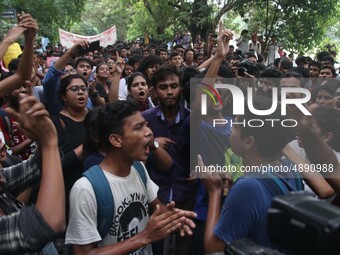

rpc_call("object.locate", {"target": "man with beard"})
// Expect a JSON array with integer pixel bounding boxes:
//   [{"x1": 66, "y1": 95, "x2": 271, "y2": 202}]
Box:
[{"x1": 142, "y1": 64, "x2": 197, "y2": 255}]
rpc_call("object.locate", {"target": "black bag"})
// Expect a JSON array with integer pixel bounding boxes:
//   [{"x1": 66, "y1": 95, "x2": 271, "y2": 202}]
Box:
[
  {"x1": 268, "y1": 192, "x2": 340, "y2": 255},
  {"x1": 226, "y1": 238, "x2": 284, "y2": 255}
]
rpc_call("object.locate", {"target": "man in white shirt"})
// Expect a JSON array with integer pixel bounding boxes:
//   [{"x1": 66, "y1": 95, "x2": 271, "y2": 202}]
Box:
[{"x1": 66, "y1": 100, "x2": 196, "y2": 255}]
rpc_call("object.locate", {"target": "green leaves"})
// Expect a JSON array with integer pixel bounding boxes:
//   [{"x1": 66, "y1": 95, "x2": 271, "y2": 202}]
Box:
[
  {"x1": 1, "y1": 0, "x2": 337, "y2": 52},
  {"x1": 0, "y1": 0, "x2": 86, "y2": 41},
  {"x1": 238, "y1": 0, "x2": 340, "y2": 53}
]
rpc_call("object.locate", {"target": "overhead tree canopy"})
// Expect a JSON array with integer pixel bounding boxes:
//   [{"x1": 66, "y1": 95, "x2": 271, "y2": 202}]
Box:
[
  {"x1": 0, "y1": 0, "x2": 339, "y2": 55},
  {"x1": 0, "y1": 0, "x2": 86, "y2": 41},
  {"x1": 233, "y1": 0, "x2": 340, "y2": 53}
]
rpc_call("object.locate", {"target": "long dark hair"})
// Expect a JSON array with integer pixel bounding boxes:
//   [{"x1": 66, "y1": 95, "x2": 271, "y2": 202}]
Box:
[{"x1": 127, "y1": 72, "x2": 148, "y2": 91}]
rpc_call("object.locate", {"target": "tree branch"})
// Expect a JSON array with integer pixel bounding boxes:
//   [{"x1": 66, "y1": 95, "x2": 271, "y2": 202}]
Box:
[
  {"x1": 213, "y1": 1, "x2": 235, "y2": 31},
  {"x1": 143, "y1": 0, "x2": 155, "y2": 17},
  {"x1": 167, "y1": 1, "x2": 189, "y2": 12}
]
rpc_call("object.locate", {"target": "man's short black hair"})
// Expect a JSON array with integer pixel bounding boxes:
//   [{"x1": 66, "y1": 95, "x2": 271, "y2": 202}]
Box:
[
  {"x1": 97, "y1": 100, "x2": 140, "y2": 151},
  {"x1": 308, "y1": 60, "x2": 321, "y2": 69},
  {"x1": 151, "y1": 64, "x2": 183, "y2": 88},
  {"x1": 169, "y1": 52, "x2": 181, "y2": 59},
  {"x1": 295, "y1": 56, "x2": 307, "y2": 66},
  {"x1": 289, "y1": 67, "x2": 310, "y2": 78},
  {"x1": 282, "y1": 71, "x2": 302, "y2": 79},
  {"x1": 322, "y1": 55, "x2": 335, "y2": 65},
  {"x1": 138, "y1": 55, "x2": 162, "y2": 77},
  {"x1": 74, "y1": 57, "x2": 93, "y2": 70},
  {"x1": 158, "y1": 48, "x2": 168, "y2": 54},
  {"x1": 128, "y1": 55, "x2": 143, "y2": 66},
  {"x1": 320, "y1": 65, "x2": 336, "y2": 77},
  {"x1": 8, "y1": 58, "x2": 20, "y2": 72},
  {"x1": 316, "y1": 81, "x2": 340, "y2": 97},
  {"x1": 279, "y1": 57, "x2": 293, "y2": 70},
  {"x1": 174, "y1": 44, "x2": 185, "y2": 50},
  {"x1": 260, "y1": 68, "x2": 282, "y2": 78},
  {"x1": 313, "y1": 106, "x2": 340, "y2": 152},
  {"x1": 238, "y1": 96, "x2": 295, "y2": 158},
  {"x1": 316, "y1": 51, "x2": 330, "y2": 62}
]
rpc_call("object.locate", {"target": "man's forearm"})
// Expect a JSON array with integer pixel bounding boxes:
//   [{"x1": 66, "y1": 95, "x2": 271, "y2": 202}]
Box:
[
  {"x1": 152, "y1": 147, "x2": 173, "y2": 171},
  {"x1": 108, "y1": 73, "x2": 120, "y2": 102},
  {"x1": 205, "y1": 191, "x2": 225, "y2": 253},
  {"x1": 300, "y1": 128, "x2": 340, "y2": 193},
  {"x1": 0, "y1": 39, "x2": 12, "y2": 60},
  {"x1": 54, "y1": 50, "x2": 73, "y2": 71},
  {"x1": 17, "y1": 37, "x2": 34, "y2": 82},
  {"x1": 0, "y1": 38, "x2": 33, "y2": 97},
  {"x1": 35, "y1": 140, "x2": 65, "y2": 233}
]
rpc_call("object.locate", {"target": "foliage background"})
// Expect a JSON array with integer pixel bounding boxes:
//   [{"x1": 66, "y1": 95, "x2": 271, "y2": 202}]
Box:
[{"x1": 0, "y1": 0, "x2": 339, "y2": 57}]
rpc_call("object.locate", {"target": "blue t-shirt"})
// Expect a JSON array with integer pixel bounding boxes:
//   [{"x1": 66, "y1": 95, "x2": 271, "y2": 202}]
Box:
[
  {"x1": 214, "y1": 170, "x2": 303, "y2": 247},
  {"x1": 214, "y1": 177, "x2": 272, "y2": 246},
  {"x1": 192, "y1": 117, "x2": 232, "y2": 220}
]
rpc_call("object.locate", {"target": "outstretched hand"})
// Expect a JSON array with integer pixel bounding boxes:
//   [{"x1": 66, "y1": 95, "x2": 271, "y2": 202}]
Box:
[
  {"x1": 70, "y1": 40, "x2": 90, "y2": 57},
  {"x1": 166, "y1": 201, "x2": 197, "y2": 237},
  {"x1": 18, "y1": 13, "x2": 39, "y2": 40},
  {"x1": 215, "y1": 20, "x2": 233, "y2": 58},
  {"x1": 197, "y1": 154, "x2": 233, "y2": 197},
  {"x1": 143, "y1": 204, "x2": 185, "y2": 243}
]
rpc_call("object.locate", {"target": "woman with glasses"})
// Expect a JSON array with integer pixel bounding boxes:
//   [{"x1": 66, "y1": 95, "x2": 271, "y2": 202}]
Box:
[{"x1": 51, "y1": 74, "x2": 89, "y2": 223}]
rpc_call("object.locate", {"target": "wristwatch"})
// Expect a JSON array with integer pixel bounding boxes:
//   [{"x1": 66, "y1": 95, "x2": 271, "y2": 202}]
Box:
[{"x1": 151, "y1": 139, "x2": 159, "y2": 150}]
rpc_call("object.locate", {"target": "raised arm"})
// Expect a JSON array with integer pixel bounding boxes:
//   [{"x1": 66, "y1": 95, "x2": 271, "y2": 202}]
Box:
[
  {"x1": 6, "y1": 95, "x2": 65, "y2": 232},
  {"x1": 191, "y1": 22, "x2": 232, "y2": 126},
  {"x1": 0, "y1": 26, "x2": 25, "y2": 61},
  {"x1": 298, "y1": 117, "x2": 340, "y2": 194},
  {"x1": 54, "y1": 40, "x2": 89, "y2": 71},
  {"x1": 198, "y1": 155, "x2": 226, "y2": 253},
  {"x1": 2, "y1": 95, "x2": 65, "y2": 253},
  {"x1": 282, "y1": 144, "x2": 335, "y2": 198},
  {"x1": 0, "y1": 14, "x2": 37, "y2": 97},
  {"x1": 108, "y1": 57, "x2": 124, "y2": 102}
]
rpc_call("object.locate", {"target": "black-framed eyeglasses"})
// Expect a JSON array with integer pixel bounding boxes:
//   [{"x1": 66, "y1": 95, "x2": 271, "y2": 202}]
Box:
[{"x1": 66, "y1": 85, "x2": 88, "y2": 93}]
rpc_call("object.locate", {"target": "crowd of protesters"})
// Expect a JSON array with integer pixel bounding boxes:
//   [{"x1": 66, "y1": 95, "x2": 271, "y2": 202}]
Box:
[{"x1": 0, "y1": 13, "x2": 340, "y2": 255}]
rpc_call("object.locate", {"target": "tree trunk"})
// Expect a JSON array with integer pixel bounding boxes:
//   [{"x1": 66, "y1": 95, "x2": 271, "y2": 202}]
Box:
[{"x1": 187, "y1": 0, "x2": 212, "y2": 41}]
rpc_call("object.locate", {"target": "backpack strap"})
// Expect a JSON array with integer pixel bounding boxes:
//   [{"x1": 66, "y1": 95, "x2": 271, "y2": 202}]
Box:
[
  {"x1": 82, "y1": 165, "x2": 114, "y2": 239},
  {"x1": 82, "y1": 161, "x2": 148, "y2": 240},
  {"x1": 133, "y1": 161, "x2": 147, "y2": 188},
  {"x1": 264, "y1": 172, "x2": 290, "y2": 194},
  {"x1": 279, "y1": 159, "x2": 304, "y2": 191},
  {"x1": 248, "y1": 175, "x2": 287, "y2": 197}
]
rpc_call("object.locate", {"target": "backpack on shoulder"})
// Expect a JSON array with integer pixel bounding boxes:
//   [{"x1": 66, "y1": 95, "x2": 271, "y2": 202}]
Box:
[{"x1": 82, "y1": 161, "x2": 147, "y2": 239}]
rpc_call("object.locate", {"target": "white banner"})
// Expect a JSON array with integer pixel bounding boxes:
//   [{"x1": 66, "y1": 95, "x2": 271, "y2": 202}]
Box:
[{"x1": 59, "y1": 26, "x2": 117, "y2": 48}]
